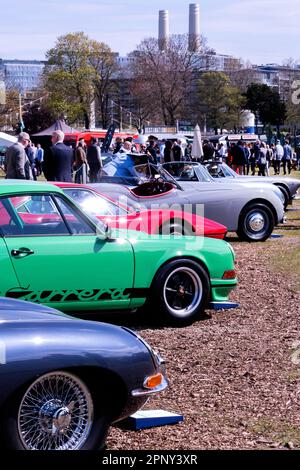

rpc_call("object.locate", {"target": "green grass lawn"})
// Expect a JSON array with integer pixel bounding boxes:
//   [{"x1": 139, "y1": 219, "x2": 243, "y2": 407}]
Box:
[
  {"x1": 271, "y1": 242, "x2": 300, "y2": 292},
  {"x1": 273, "y1": 185, "x2": 300, "y2": 292},
  {"x1": 290, "y1": 169, "x2": 300, "y2": 180}
]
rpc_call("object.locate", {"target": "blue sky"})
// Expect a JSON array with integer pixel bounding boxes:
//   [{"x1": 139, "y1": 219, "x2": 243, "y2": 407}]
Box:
[{"x1": 0, "y1": 0, "x2": 298, "y2": 64}]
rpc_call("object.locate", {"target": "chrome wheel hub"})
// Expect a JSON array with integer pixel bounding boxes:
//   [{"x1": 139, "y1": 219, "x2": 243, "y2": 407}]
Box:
[
  {"x1": 39, "y1": 400, "x2": 73, "y2": 434},
  {"x1": 248, "y1": 213, "x2": 265, "y2": 232},
  {"x1": 163, "y1": 267, "x2": 203, "y2": 317}
]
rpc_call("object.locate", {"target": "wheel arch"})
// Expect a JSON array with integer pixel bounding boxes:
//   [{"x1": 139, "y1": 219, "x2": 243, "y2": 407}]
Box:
[
  {"x1": 0, "y1": 366, "x2": 128, "y2": 423},
  {"x1": 150, "y1": 256, "x2": 210, "y2": 288},
  {"x1": 273, "y1": 183, "x2": 291, "y2": 201},
  {"x1": 240, "y1": 198, "x2": 278, "y2": 225}
]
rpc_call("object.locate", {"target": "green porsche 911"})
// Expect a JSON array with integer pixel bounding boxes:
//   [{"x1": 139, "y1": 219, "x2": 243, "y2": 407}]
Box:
[{"x1": 0, "y1": 181, "x2": 238, "y2": 326}]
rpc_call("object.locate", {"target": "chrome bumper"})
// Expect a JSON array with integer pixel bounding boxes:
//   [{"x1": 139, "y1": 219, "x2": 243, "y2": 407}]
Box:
[{"x1": 131, "y1": 376, "x2": 168, "y2": 397}]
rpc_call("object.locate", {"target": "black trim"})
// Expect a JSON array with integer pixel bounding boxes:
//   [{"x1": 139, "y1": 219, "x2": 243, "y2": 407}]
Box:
[
  {"x1": 51, "y1": 193, "x2": 97, "y2": 235},
  {"x1": 6, "y1": 287, "x2": 150, "y2": 303},
  {"x1": 124, "y1": 288, "x2": 149, "y2": 298}
]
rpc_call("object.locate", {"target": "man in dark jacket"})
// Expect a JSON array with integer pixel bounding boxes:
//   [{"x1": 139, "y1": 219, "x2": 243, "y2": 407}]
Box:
[
  {"x1": 172, "y1": 139, "x2": 184, "y2": 162},
  {"x1": 87, "y1": 137, "x2": 102, "y2": 183},
  {"x1": 202, "y1": 140, "x2": 215, "y2": 162},
  {"x1": 232, "y1": 140, "x2": 247, "y2": 174},
  {"x1": 146, "y1": 140, "x2": 158, "y2": 164},
  {"x1": 5, "y1": 132, "x2": 30, "y2": 179},
  {"x1": 25, "y1": 140, "x2": 36, "y2": 180},
  {"x1": 44, "y1": 130, "x2": 73, "y2": 182}
]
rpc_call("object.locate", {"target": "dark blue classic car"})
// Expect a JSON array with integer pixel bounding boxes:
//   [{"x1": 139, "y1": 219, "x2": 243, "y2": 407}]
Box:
[{"x1": 0, "y1": 298, "x2": 167, "y2": 450}]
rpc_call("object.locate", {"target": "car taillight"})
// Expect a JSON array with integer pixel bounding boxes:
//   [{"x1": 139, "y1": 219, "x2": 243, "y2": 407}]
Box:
[{"x1": 222, "y1": 270, "x2": 236, "y2": 280}]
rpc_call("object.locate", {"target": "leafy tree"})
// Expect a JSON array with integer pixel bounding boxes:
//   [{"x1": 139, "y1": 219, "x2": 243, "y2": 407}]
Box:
[
  {"x1": 197, "y1": 72, "x2": 245, "y2": 134},
  {"x1": 89, "y1": 40, "x2": 118, "y2": 129},
  {"x1": 245, "y1": 83, "x2": 287, "y2": 133},
  {"x1": 44, "y1": 32, "x2": 116, "y2": 129},
  {"x1": 22, "y1": 103, "x2": 54, "y2": 134},
  {"x1": 44, "y1": 32, "x2": 95, "y2": 128}
]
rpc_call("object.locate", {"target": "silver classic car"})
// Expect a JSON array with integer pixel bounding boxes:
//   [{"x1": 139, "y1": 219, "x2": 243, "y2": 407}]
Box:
[
  {"x1": 93, "y1": 162, "x2": 285, "y2": 242},
  {"x1": 204, "y1": 161, "x2": 300, "y2": 209}
]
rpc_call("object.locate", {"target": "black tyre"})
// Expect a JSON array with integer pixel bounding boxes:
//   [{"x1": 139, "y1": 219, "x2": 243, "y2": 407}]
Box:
[
  {"x1": 149, "y1": 259, "x2": 210, "y2": 326},
  {"x1": 237, "y1": 203, "x2": 275, "y2": 242},
  {"x1": 1, "y1": 371, "x2": 109, "y2": 450}
]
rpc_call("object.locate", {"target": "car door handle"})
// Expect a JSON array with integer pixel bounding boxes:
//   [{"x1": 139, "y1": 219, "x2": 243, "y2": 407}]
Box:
[{"x1": 11, "y1": 248, "x2": 35, "y2": 258}]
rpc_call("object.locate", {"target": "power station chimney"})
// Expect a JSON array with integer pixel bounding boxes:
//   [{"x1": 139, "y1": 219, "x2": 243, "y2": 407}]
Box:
[
  {"x1": 189, "y1": 3, "x2": 201, "y2": 52},
  {"x1": 158, "y1": 10, "x2": 169, "y2": 51}
]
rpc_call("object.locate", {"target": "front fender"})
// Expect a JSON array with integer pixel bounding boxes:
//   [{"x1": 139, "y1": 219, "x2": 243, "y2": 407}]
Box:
[{"x1": 0, "y1": 320, "x2": 156, "y2": 408}]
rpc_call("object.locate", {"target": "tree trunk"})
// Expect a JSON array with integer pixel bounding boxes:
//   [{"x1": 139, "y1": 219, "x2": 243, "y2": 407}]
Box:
[
  {"x1": 276, "y1": 125, "x2": 280, "y2": 138},
  {"x1": 84, "y1": 112, "x2": 90, "y2": 130},
  {"x1": 100, "y1": 97, "x2": 107, "y2": 129}
]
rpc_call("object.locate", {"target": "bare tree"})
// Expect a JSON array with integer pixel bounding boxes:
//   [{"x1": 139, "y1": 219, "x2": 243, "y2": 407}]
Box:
[
  {"x1": 128, "y1": 34, "x2": 214, "y2": 126},
  {"x1": 0, "y1": 89, "x2": 20, "y2": 130},
  {"x1": 227, "y1": 60, "x2": 258, "y2": 93},
  {"x1": 128, "y1": 77, "x2": 159, "y2": 131}
]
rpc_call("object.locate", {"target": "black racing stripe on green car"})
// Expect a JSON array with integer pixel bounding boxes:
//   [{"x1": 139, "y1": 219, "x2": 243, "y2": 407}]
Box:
[
  {"x1": 5, "y1": 287, "x2": 149, "y2": 303},
  {"x1": 124, "y1": 288, "x2": 149, "y2": 298}
]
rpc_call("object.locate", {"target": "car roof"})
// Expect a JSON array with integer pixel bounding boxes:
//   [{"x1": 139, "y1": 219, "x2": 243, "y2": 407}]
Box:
[
  {"x1": 0, "y1": 180, "x2": 63, "y2": 196},
  {"x1": 53, "y1": 182, "x2": 80, "y2": 188}
]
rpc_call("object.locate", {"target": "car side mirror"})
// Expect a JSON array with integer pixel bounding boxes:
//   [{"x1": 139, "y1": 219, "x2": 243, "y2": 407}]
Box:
[{"x1": 96, "y1": 221, "x2": 113, "y2": 241}]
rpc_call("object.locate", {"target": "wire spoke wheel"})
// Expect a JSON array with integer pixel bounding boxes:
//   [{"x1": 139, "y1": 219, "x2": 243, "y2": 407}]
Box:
[{"x1": 17, "y1": 371, "x2": 93, "y2": 450}]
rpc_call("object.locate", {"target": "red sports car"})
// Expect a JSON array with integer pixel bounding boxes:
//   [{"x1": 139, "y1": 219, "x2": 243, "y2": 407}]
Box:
[{"x1": 52, "y1": 183, "x2": 227, "y2": 239}]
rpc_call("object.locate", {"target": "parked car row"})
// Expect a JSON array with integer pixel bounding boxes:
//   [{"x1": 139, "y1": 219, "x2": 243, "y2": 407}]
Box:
[
  {"x1": 203, "y1": 161, "x2": 300, "y2": 209},
  {"x1": 95, "y1": 159, "x2": 286, "y2": 242},
  {"x1": 0, "y1": 181, "x2": 237, "y2": 325},
  {"x1": 0, "y1": 178, "x2": 240, "y2": 450},
  {"x1": 0, "y1": 155, "x2": 289, "y2": 450}
]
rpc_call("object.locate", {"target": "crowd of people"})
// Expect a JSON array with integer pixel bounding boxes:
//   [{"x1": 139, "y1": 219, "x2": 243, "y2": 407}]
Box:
[
  {"x1": 4, "y1": 132, "x2": 44, "y2": 180},
  {"x1": 4, "y1": 130, "x2": 104, "y2": 183},
  {"x1": 3, "y1": 130, "x2": 300, "y2": 183},
  {"x1": 205, "y1": 139, "x2": 299, "y2": 177},
  {"x1": 111, "y1": 136, "x2": 191, "y2": 165}
]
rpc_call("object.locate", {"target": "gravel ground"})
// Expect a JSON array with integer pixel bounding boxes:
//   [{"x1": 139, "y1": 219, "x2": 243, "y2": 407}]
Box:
[{"x1": 107, "y1": 231, "x2": 300, "y2": 450}]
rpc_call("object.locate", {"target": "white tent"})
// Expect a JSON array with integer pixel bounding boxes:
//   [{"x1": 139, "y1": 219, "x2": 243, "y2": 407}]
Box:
[
  {"x1": 191, "y1": 124, "x2": 203, "y2": 159},
  {"x1": 0, "y1": 132, "x2": 17, "y2": 148}
]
